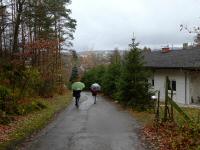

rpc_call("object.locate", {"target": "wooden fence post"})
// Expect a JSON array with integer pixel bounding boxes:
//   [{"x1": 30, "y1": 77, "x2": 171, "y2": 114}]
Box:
[
  {"x1": 164, "y1": 76, "x2": 169, "y2": 121},
  {"x1": 155, "y1": 91, "x2": 160, "y2": 122},
  {"x1": 170, "y1": 88, "x2": 174, "y2": 121}
]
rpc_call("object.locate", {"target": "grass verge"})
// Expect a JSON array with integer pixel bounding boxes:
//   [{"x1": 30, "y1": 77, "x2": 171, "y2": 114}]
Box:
[
  {"x1": 0, "y1": 93, "x2": 72, "y2": 150},
  {"x1": 128, "y1": 109, "x2": 154, "y2": 125},
  {"x1": 129, "y1": 106, "x2": 200, "y2": 150}
]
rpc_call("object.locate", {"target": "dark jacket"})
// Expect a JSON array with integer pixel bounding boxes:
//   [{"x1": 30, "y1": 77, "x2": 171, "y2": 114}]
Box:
[
  {"x1": 90, "y1": 89, "x2": 97, "y2": 96},
  {"x1": 73, "y1": 90, "x2": 81, "y2": 98}
]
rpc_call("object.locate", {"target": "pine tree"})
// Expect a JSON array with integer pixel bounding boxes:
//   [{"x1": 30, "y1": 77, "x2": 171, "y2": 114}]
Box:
[
  {"x1": 102, "y1": 50, "x2": 121, "y2": 97},
  {"x1": 117, "y1": 34, "x2": 152, "y2": 110},
  {"x1": 70, "y1": 65, "x2": 78, "y2": 82}
]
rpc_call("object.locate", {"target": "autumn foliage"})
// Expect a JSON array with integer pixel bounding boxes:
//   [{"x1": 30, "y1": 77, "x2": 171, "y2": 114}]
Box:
[
  {"x1": 143, "y1": 121, "x2": 200, "y2": 150},
  {"x1": 0, "y1": 0, "x2": 76, "y2": 126}
]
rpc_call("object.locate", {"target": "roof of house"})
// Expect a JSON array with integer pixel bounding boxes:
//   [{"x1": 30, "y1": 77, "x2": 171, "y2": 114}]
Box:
[{"x1": 143, "y1": 48, "x2": 200, "y2": 69}]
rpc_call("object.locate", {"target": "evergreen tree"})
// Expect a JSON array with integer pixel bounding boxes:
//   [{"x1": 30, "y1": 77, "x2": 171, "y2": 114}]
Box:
[
  {"x1": 117, "y1": 34, "x2": 152, "y2": 110},
  {"x1": 102, "y1": 50, "x2": 121, "y2": 97},
  {"x1": 69, "y1": 50, "x2": 79, "y2": 82},
  {"x1": 71, "y1": 50, "x2": 78, "y2": 61},
  {"x1": 81, "y1": 65, "x2": 106, "y2": 90},
  {"x1": 81, "y1": 69, "x2": 96, "y2": 89},
  {"x1": 69, "y1": 65, "x2": 78, "y2": 82},
  {"x1": 22, "y1": 0, "x2": 76, "y2": 41}
]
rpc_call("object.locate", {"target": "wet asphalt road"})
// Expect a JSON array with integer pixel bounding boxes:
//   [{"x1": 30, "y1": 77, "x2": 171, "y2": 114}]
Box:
[{"x1": 20, "y1": 92, "x2": 145, "y2": 150}]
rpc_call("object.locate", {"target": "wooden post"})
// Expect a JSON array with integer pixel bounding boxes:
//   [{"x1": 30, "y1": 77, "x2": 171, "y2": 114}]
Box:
[
  {"x1": 164, "y1": 76, "x2": 168, "y2": 121},
  {"x1": 197, "y1": 110, "x2": 200, "y2": 123},
  {"x1": 155, "y1": 91, "x2": 160, "y2": 122},
  {"x1": 171, "y1": 88, "x2": 174, "y2": 121}
]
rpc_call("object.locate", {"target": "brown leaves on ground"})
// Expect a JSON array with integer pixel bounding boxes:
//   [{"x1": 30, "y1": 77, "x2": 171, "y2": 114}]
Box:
[
  {"x1": 0, "y1": 124, "x2": 12, "y2": 142},
  {"x1": 142, "y1": 121, "x2": 200, "y2": 150},
  {"x1": 0, "y1": 116, "x2": 24, "y2": 143}
]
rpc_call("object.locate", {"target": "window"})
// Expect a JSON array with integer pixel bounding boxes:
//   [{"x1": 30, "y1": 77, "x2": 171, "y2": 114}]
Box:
[
  {"x1": 152, "y1": 79, "x2": 154, "y2": 86},
  {"x1": 168, "y1": 80, "x2": 176, "y2": 91},
  {"x1": 172, "y1": 80, "x2": 176, "y2": 91}
]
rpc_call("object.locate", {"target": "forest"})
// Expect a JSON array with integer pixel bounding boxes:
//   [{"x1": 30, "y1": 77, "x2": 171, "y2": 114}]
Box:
[{"x1": 0, "y1": 0, "x2": 76, "y2": 122}]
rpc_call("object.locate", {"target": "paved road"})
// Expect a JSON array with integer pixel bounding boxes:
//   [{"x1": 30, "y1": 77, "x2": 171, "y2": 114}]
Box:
[{"x1": 20, "y1": 92, "x2": 145, "y2": 150}]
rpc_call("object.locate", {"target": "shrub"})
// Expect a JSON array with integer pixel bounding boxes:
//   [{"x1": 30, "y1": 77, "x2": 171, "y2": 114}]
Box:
[
  {"x1": 0, "y1": 85, "x2": 12, "y2": 112},
  {"x1": 81, "y1": 65, "x2": 106, "y2": 90},
  {"x1": 24, "y1": 68, "x2": 42, "y2": 96},
  {"x1": 0, "y1": 115, "x2": 14, "y2": 125},
  {"x1": 16, "y1": 101, "x2": 47, "y2": 115},
  {"x1": 102, "y1": 63, "x2": 121, "y2": 97},
  {"x1": 38, "y1": 79, "x2": 55, "y2": 98},
  {"x1": 56, "y1": 84, "x2": 67, "y2": 95}
]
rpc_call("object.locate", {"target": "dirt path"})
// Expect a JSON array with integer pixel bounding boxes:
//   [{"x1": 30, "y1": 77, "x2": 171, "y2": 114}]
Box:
[{"x1": 19, "y1": 92, "x2": 146, "y2": 150}]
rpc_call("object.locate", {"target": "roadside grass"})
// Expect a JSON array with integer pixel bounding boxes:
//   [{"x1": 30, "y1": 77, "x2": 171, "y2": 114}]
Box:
[
  {"x1": 0, "y1": 93, "x2": 72, "y2": 150},
  {"x1": 157, "y1": 106, "x2": 200, "y2": 124},
  {"x1": 129, "y1": 105, "x2": 200, "y2": 150},
  {"x1": 128, "y1": 109, "x2": 155, "y2": 125},
  {"x1": 180, "y1": 107, "x2": 200, "y2": 123},
  {"x1": 130, "y1": 105, "x2": 200, "y2": 125}
]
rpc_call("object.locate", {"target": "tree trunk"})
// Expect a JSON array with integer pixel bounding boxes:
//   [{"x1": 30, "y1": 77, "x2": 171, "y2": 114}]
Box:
[{"x1": 12, "y1": 0, "x2": 24, "y2": 54}]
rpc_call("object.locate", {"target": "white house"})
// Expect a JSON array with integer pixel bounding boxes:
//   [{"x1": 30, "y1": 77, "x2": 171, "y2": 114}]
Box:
[{"x1": 144, "y1": 48, "x2": 200, "y2": 105}]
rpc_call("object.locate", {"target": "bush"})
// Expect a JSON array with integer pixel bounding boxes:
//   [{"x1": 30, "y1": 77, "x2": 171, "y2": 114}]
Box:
[
  {"x1": 0, "y1": 116, "x2": 13, "y2": 125},
  {"x1": 0, "y1": 111, "x2": 15, "y2": 124},
  {"x1": 16, "y1": 101, "x2": 47, "y2": 115},
  {"x1": 102, "y1": 63, "x2": 121, "y2": 97},
  {"x1": 0, "y1": 85, "x2": 12, "y2": 112},
  {"x1": 81, "y1": 65, "x2": 106, "y2": 90},
  {"x1": 24, "y1": 68, "x2": 42, "y2": 96},
  {"x1": 38, "y1": 79, "x2": 55, "y2": 98},
  {"x1": 56, "y1": 84, "x2": 67, "y2": 95}
]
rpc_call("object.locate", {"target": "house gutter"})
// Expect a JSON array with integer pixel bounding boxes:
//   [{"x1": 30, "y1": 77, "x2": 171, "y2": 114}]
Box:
[{"x1": 145, "y1": 66, "x2": 200, "y2": 71}]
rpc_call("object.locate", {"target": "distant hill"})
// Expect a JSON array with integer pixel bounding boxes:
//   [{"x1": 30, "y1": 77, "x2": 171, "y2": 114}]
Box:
[
  {"x1": 61, "y1": 50, "x2": 115, "y2": 78},
  {"x1": 78, "y1": 50, "x2": 126, "y2": 58}
]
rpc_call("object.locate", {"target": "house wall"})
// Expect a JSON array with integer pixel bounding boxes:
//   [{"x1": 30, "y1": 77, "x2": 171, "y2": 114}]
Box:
[
  {"x1": 189, "y1": 72, "x2": 200, "y2": 104},
  {"x1": 152, "y1": 69, "x2": 188, "y2": 104},
  {"x1": 186, "y1": 73, "x2": 190, "y2": 105}
]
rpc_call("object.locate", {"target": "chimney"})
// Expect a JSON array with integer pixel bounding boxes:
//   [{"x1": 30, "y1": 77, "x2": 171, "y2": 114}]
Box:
[{"x1": 162, "y1": 47, "x2": 171, "y2": 53}]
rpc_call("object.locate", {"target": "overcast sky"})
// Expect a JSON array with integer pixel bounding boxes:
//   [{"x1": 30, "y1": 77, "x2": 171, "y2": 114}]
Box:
[{"x1": 70, "y1": 0, "x2": 200, "y2": 51}]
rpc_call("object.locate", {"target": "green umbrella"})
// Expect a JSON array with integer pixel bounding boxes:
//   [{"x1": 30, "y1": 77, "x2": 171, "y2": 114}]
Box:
[{"x1": 71, "y1": 82, "x2": 85, "y2": 90}]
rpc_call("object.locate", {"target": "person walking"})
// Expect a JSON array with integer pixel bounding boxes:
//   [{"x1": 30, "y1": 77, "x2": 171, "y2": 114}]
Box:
[
  {"x1": 91, "y1": 88, "x2": 98, "y2": 104},
  {"x1": 73, "y1": 90, "x2": 81, "y2": 107},
  {"x1": 72, "y1": 81, "x2": 85, "y2": 108},
  {"x1": 90, "y1": 83, "x2": 101, "y2": 104}
]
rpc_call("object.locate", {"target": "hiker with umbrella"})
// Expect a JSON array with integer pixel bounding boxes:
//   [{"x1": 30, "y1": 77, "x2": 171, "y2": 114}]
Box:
[
  {"x1": 71, "y1": 81, "x2": 85, "y2": 108},
  {"x1": 90, "y1": 83, "x2": 101, "y2": 104}
]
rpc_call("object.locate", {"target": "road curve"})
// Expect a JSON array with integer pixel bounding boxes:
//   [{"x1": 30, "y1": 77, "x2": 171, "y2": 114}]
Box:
[{"x1": 19, "y1": 92, "x2": 145, "y2": 150}]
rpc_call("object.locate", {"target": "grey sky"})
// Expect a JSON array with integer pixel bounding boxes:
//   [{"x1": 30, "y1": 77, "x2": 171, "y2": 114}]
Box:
[{"x1": 70, "y1": 0, "x2": 200, "y2": 51}]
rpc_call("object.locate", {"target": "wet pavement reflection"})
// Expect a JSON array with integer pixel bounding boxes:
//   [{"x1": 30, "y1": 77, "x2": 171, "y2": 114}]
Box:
[{"x1": 19, "y1": 92, "x2": 145, "y2": 150}]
